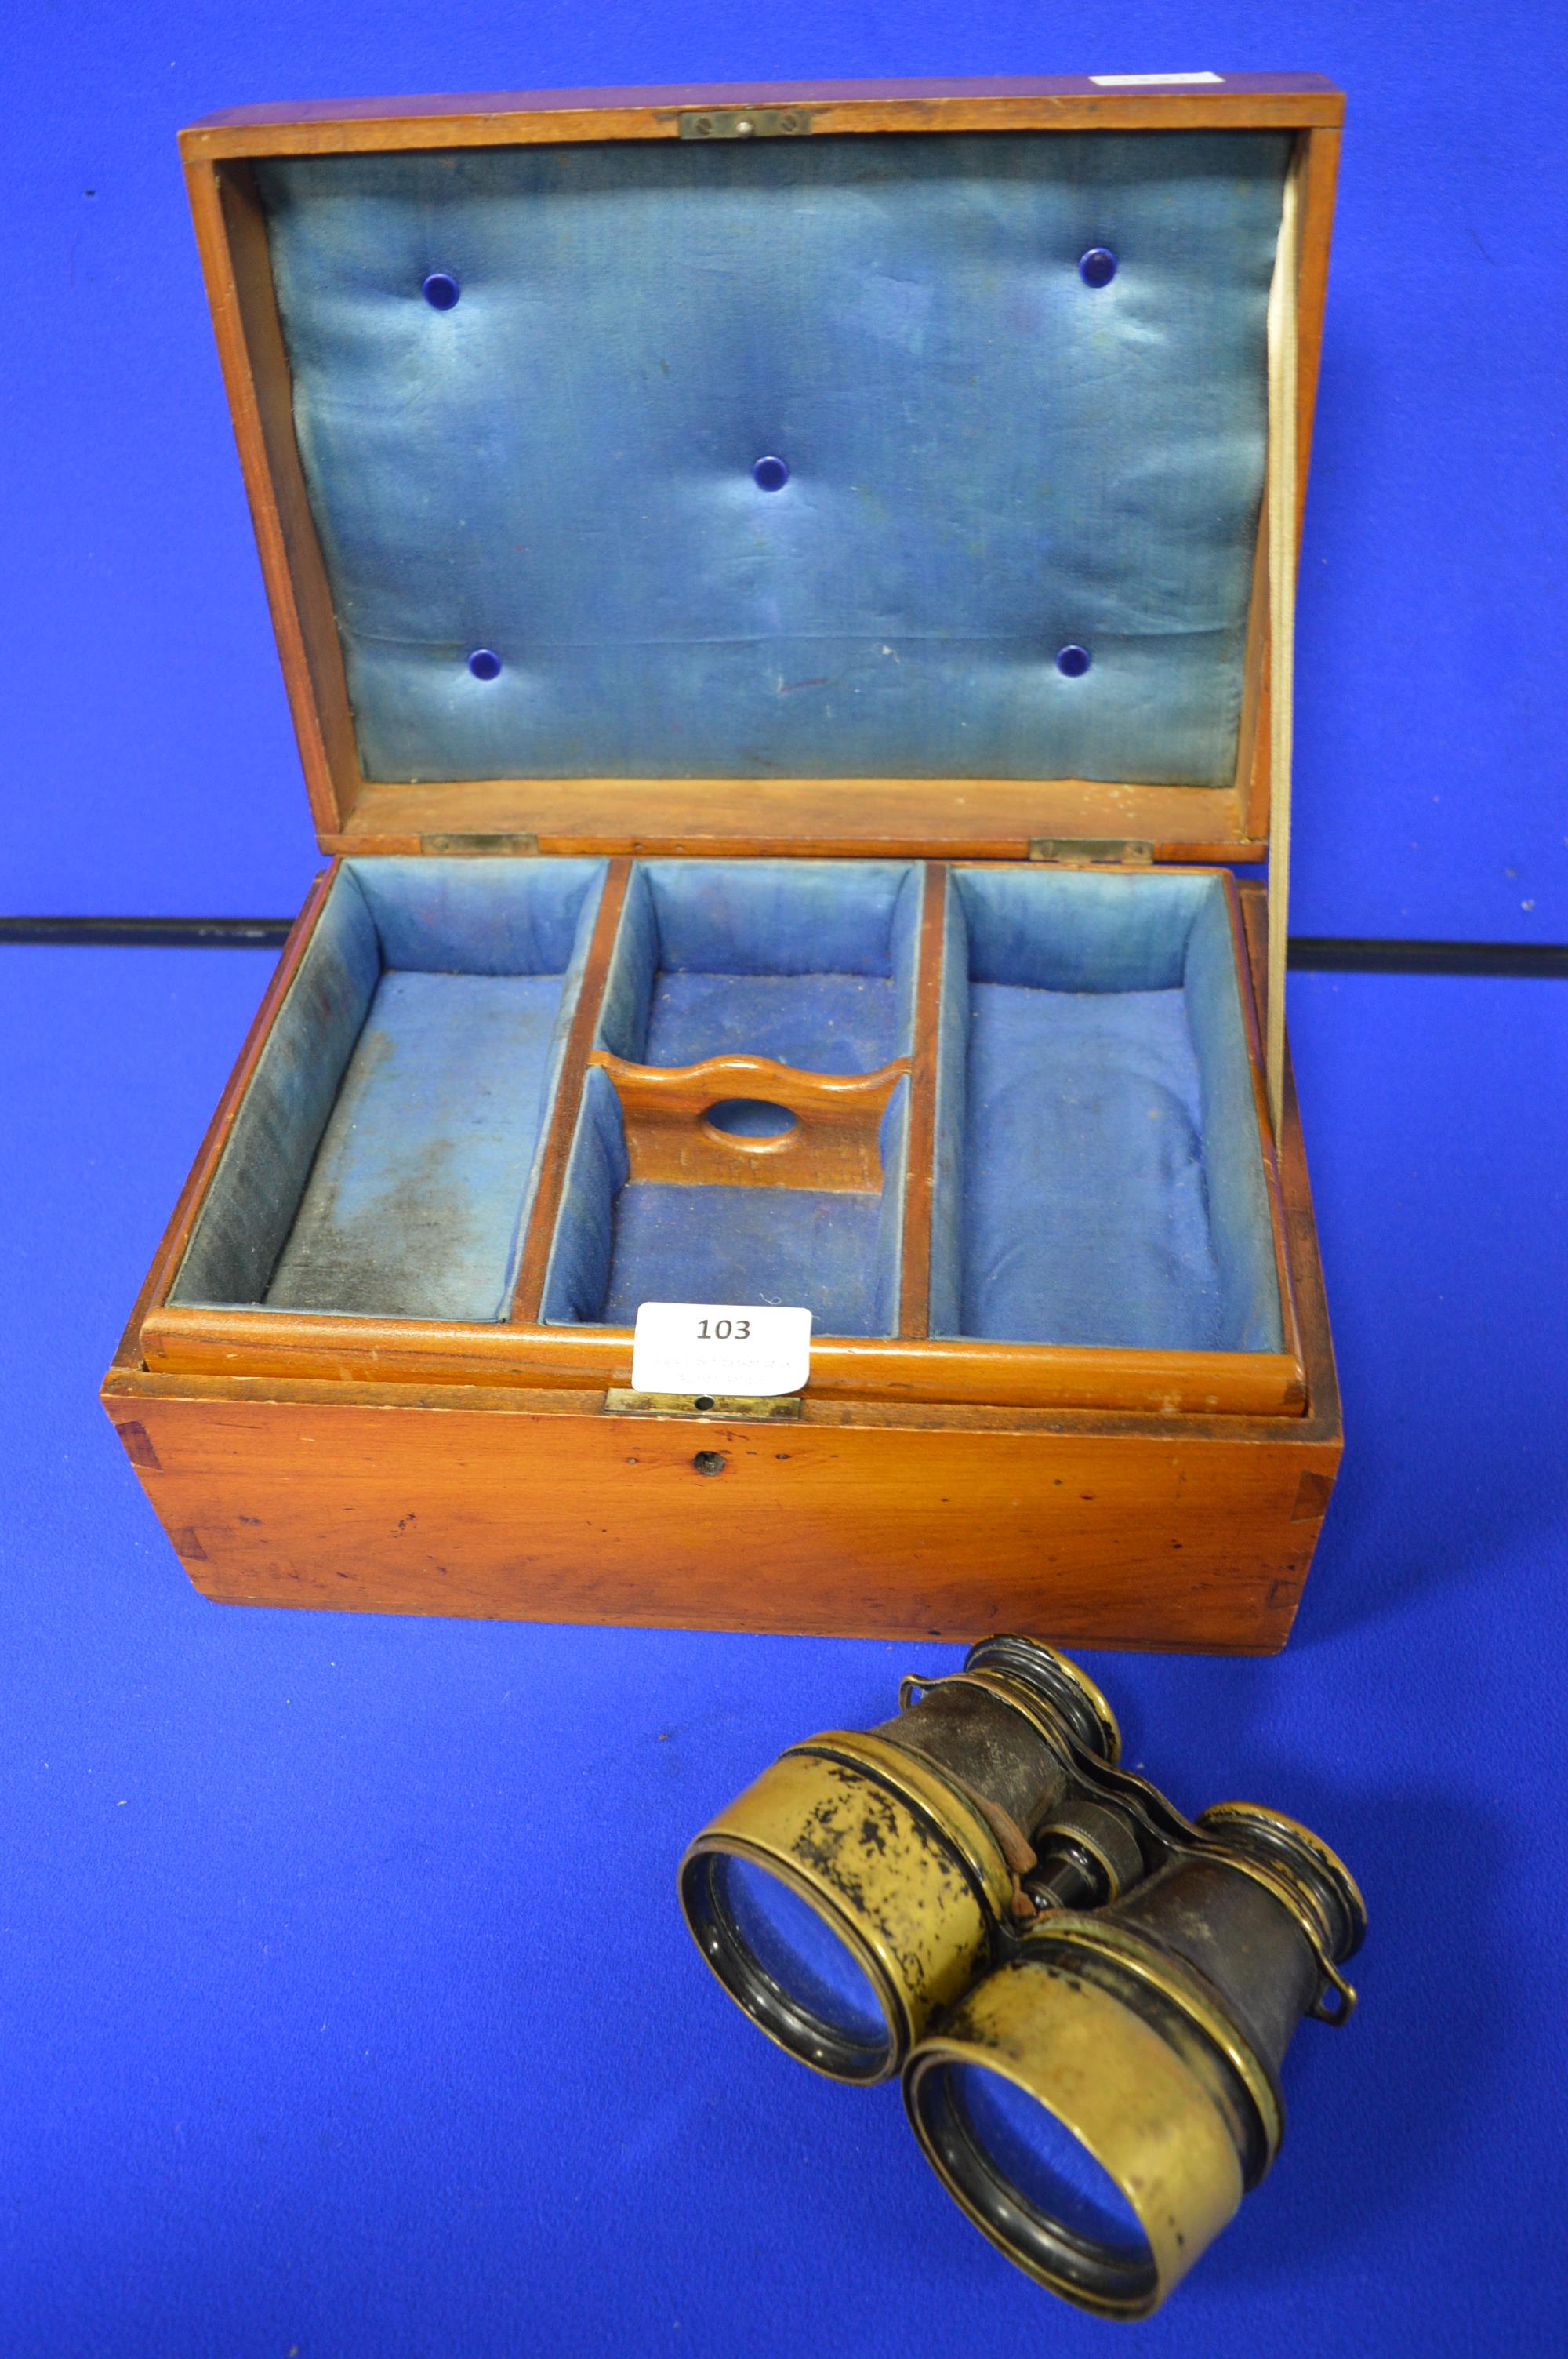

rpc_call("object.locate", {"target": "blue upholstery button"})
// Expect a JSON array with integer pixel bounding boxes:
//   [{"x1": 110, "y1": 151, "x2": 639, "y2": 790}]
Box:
[
  {"x1": 467, "y1": 649, "x2": 502, "y2": 681},
  {"x1": 1078, "y1": 247, "x2": 1118, "y2": 289},
  {"x1": 422, "y1": 271, "x2": 461, "y2": 310},
  {"x1": 752, "y1": 455, "x2": 789, "y2": 492},
  {"x1": 1055, "y1": 644, "x2": 1092, "y2": 678}
]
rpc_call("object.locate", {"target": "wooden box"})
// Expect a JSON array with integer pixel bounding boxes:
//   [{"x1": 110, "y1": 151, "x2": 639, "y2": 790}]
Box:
[{"x1": 104, "y1": 73, "x2": 1345, "y2": 1652}]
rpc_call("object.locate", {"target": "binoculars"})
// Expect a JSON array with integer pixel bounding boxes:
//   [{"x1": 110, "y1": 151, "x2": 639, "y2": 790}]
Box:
[{"x1": 678, "y1": 1637, "x2": 1364, "y2": 2320}]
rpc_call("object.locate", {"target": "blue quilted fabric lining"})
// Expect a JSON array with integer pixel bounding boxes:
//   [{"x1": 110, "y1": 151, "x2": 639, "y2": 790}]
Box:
[{"x1": 255, "y1": 131, "x2": 1287, "y2": 786}]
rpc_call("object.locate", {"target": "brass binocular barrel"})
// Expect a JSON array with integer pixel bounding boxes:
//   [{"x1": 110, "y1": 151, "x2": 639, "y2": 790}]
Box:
[{"x1": 678, "y1": 1637, "x2": 1364, "y2": 2320}]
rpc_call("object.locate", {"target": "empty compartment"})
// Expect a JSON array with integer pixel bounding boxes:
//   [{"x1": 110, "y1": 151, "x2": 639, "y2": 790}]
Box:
[
  {"x1": 541, "y1": 860, "x2": 920, "y2": 1336},
  {"x1": 930, "y1": 869, "x2": 1283, "y2": 1353},
  {"x1": 172, "y1": 856, "x2": 607, "y2": 1321},
  {"x1": 597, "y1": 859, "x2": 922, "y2": 1077}
]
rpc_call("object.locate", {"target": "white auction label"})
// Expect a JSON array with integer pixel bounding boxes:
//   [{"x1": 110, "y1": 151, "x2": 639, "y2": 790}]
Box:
[
  {"x1": 1089, "y1": 71, "x2": 1222, "y2": 85},
  {"x1": 631, "y1": 1302, "x2": 812, "y2": 1398}
]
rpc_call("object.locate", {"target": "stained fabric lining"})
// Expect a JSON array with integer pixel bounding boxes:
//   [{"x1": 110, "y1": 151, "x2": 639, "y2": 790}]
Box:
[
  {"x1": 263, "y1": 969, "x2": 577, "y2": 1320},
  {"x1": 170, "y1": 858, "x2": 607, "y2": 1320},
  {"x1": 254, "y1": 131, "x2": 1288, "y2": 787}
]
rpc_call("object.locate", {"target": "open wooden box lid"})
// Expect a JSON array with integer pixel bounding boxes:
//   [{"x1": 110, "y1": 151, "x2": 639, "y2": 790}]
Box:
[{"x1": 180, "y1": 74, "x2": 1340, "y2": 883}]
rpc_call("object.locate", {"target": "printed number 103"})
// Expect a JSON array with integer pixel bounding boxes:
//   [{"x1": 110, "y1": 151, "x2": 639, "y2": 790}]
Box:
[{"x1": 695, "y1": 1318, "x2": 750, "y2": 1341}]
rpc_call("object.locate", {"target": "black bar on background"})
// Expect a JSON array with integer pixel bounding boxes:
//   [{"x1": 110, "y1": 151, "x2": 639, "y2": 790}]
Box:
[
  {"x1": 0, "y1": 916, "x2": 295, "y2": 949},
  {"x1": 2, "y1": 914, "x2": 1566, "y2": 976},
  {"x1": 1287, "y1": 936, "x2": 1568, "y2": 978}
]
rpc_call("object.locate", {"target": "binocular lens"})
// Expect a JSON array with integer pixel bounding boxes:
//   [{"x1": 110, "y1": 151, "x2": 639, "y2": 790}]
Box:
[
  {"x1": 692, "y1": 1849, "x2": 895, "y2": 2074},
  {"x1": 910, "y1": 2058, "x2": 1157, "y2": 2310},
  {"x1": 718, "y1": 1855, "x2": 889, "y2": 2046},
  {"x1": 951, "y1": 2064, "x2": 1150, "y2": 2259}
]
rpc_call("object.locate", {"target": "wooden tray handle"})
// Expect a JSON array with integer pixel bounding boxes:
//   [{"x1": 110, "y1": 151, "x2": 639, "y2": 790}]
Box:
[{"x1": 589, "y1": 1050, "x2": 910, "y2": 1191}]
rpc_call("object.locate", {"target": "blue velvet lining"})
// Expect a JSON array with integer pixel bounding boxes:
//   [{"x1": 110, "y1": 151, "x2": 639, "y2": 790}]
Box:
[
  {"x1": 255, "y1": 133, "x2": 1287, "y2": 787},
  {"x1": 597, "y1": 860, "x2": 921, "y2": 1068},
  {"x1": 647, "y1": 972, "x2": 898, "y2": 1078},
  {"x1": 539, "y1": 1068, "x2": 908, "y2": 1339},
  {"x1": 172, "y1": 856, "x2": 1278, "y2": 1354},
  {"x1": 543, "y1": 863, "x2": 918, "y2": 1336},
  {"x1": 171, "y1": 857, "x2": 606, "y2": 1320},
  {"x1": 930, "y1": 868, "x2": 1282, "y2": 1350},
  {"x1": 263, "y1": 969, "x2": 577, "y2": 1321},
  {"x1": 170, "y1": 868, "x2": 383, "y2": 1311}
]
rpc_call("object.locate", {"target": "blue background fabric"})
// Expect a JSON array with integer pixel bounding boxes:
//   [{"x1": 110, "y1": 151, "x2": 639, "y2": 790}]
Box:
[
  {"x1": 5, "y1": 2, "x2": 1566, "y2": 942},
  {"x1": 257, "y1": 131, "x2": 1285, "y2": 787},
  {"x1": 2, "y1": 941, "x2": 1566, "y2": 2356}
]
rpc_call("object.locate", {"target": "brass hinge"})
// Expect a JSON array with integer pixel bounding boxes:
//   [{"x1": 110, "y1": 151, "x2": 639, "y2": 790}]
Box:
[
  {"x1": 677, "y1": 105, "x2": 816, "y2": 139},
  {"x1": 1028, "y1": 838, "x2": 1155, "y2": 867},
  {"x1": 419, "y1": 831, "x2": 540, "y2": 856},
  {"x1": 603, "y1": 1388, "x2": 803, "y2": 1421}
]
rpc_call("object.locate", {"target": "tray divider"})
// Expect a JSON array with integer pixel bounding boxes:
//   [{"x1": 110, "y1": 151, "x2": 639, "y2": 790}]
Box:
[
  {"x1": 589, "y1": 1049, "x2": 909, "y2": 1191},
  {"x1": 507, "y1": 855, "x2": 633, "y2": 1323},
  {"x1": 896, "y1": 862, "x2": 947, "y2": 1340}
]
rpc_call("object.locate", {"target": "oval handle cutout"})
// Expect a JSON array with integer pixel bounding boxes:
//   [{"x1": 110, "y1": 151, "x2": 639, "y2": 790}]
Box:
[
  {"x1": 704, "y1": 1099, "x2": 799, "y2": 1140},
  {"x1": 590, "y1": 1049, "x2": 909, "y2": 1190}
]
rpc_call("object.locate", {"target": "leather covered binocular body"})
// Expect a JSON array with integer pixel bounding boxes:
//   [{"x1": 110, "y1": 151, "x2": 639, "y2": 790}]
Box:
[{"x1": 679, "y1": 1638, "x2": 1363, "y2": 2320}]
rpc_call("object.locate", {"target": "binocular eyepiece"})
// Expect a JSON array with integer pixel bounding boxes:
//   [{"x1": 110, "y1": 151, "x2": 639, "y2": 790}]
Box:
[{"x1": 678, "y1": 1637, "x2": 1363, "y2": 2321}]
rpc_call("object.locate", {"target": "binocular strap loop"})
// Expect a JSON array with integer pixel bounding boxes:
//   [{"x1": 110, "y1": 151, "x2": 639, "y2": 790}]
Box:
[{"x1": 1307, "y1": 1958, "x2": 1358, "y2": 2025}]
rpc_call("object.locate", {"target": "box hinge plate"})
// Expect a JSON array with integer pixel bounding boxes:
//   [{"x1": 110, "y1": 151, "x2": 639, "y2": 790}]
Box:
[
  {"x1": 677, "y1": 105, "x2": 816, "y2": 139},
  {"x1": 419, "y1": 831, "x2": 540, "y2": 856},
  {"x1": 1028, "y1": 837, "x2": 1155, "y2": 867},
  {"x1": 603, "y1": 1388, "x2": 803, "y2": 1421}
]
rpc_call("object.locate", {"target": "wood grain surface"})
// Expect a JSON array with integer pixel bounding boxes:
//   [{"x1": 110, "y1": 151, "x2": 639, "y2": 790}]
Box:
[
  {"x1": 507, "y1": 857, "x2": 630, "y2": 1321},
  {"x1": 102, "y1": 1360, "x2": 1338, "y2": 1652},
  {"x1": 325, "y1": 776, "x2": 1264, "y2": 864},
  {"x1": 898, "y1": 863, "x2": 947, "y2": 1339},
  {"x1": 105, "y1": 889, "x2": 1338, "y2": 1652},
  {"x1": 180, "y1": 75, "x2": 1344, "y2": 162},
  {"x1": 590, "y1": 1049, "x2": 911, "y2": 1191}
]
